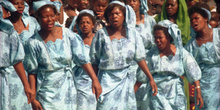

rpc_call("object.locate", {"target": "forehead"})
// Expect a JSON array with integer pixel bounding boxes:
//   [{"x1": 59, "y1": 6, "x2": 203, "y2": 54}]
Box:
[
  {"x1": 94, "y1": 0, "x2": 108, "y2": 5},
  {"x1": 10, "y1": 0, "x2": 24, "y2": 3},
  {"x1": 40, "y1": 7, "x2": 55, "y2": 14},
  {"x1": 166, "y1": 0, "x2": 178, "y2": 4}
]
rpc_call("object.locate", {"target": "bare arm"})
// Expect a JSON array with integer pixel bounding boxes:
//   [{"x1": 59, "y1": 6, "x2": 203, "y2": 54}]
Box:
[
  {"x1": 137, "y1": 60, "x2": 157, "y2": 96},
  {"x1": 13, "y1": 62, "x2": 34, "y2": 103},
  {"x1": 194, "y1": 80, "x2": 204, "y2": 109},
  {"x1": 81, "y1": 63, "x2": 102, "y2": 99}
]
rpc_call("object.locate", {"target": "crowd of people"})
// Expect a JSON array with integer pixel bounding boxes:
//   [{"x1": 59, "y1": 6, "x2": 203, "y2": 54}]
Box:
[{"x1": 0, "y1": 0, "x2": 219, "y2": 110}]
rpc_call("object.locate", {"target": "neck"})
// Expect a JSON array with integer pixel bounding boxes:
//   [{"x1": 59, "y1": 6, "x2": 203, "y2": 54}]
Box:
[
  {"x1": 39, "y1": 26, "x2": 56, "y2": 38},
  {"x1": 136, "y1": 10, "x2": 141, "y2": 23},
  {"x1": 110, "y1": 24, "x2": 124, "y2": 33},
  {"x1": 168, "y1": 14, "x2": 177, "y2": 23},
  {"x1": 197, "y1": 25, "x2": 212, "y2": 39},
  {"x1": 82, "y1": 31, "x2": 94, "y2": 40},
  {"x1": 9, "y1": 13, "x2": 22, "y2": 23},
  {"x1": 159, "y1": 43, "x2": 173, "y2": 56}
]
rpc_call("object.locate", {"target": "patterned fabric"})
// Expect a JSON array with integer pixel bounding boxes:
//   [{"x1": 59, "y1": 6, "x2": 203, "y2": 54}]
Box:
[
  {"x1": 90, "y1": 27, "x2": 145, "y2": 110},
  {"x1": 0, "y1": 18, "x2": 25, "y2": 110},
  {"x1": 73, "y1": 45, "x2": 97, "y2": 110},
  {"x1": 185, "y1": 28, "x2": 220, "y2": 110},
  {"x1": 6, "y1": 14, "x2": 39, "y2": 110},
  {"x1": 135, "y1": 14, "x2": 156, "y2": 109},
  {"x1": 136, "y1": 46, "x2": 201, "y2": 110},
  {"x1": 24, "y1": 27, "x2": 90, "y2": 109},
  {"x1": 155, "y1": 0, "x2": 191, "y2": 45}
]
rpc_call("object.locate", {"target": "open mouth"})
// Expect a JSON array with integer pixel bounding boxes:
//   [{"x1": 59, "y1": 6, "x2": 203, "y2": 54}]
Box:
[{"x1": 193, "y1": 24, "x2": 198, "y2": 29}]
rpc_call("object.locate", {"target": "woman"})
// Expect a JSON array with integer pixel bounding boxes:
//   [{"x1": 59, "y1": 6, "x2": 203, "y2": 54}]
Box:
[
  {"x1": 24, "y1": 1, "x2": 102, "y2": 110},
  {"x1": 155, "y1": 0, "x2": 190, "y2": 45},
  {"x1": 72, "y1": 9, "x2": 97, "y2": 110},
  {"x1": 90, "y1": 1, "x2": 157, "y2": 109},
  {"x1": 2, "y1": 0, "x2": 39, "y2": 109},
  {"x1": 0, "y1": 5, "x2": 34, "y2": 110},
  {"x1": 185, "y1": 6, "x2": 220, "y2": 110},
  {"x1": 135, "y1": 20, "x2": 203, "y2": 110}
]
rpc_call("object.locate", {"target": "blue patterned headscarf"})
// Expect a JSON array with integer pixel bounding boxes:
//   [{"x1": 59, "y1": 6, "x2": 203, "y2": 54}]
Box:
[
  {"x1": 0, "y1": 0, "x2": 17, "y2": 12},
  {"x1": 140, "y1": 0, "x2": 148, "y2": 14},
  {"x1": 33, "y1": 0, "x2": 62, "y2": 13},
  {"x1": 158, "y1": 20, "x2": 183, "y2": 58},
  {"x1": 69, "y1": 9, "x2": 95, "y2": 35},
  {"x1": 109, "y1": 1, "x2": 136, "y2": 28}
]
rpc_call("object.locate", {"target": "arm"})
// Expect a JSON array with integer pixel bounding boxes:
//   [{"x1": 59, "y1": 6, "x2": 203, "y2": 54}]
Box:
[
  {"x1": 13, "y1": 62, "x2": 34, "y2": 103},
  {"x1": 57, "y1": 4, "x2": 64, "y2": 24},
  {"x1": 81, "y1": 63, "x2": 102, "y2": 100},
  {"x1": 194, "y1": 80, "x2": 203, "y2": 109},
  {"x1": 134, "y1": 81, "x2": 142, "y2": 93},
  {"x1": 137, "y1": 60, "x2": 157, "y2": 96},
  {"x1": 28, "y1": 74, "x2": 43, "y2": 110},
  {"x1": 92, "y1": 64, "x2": 99, "y2": 75}
]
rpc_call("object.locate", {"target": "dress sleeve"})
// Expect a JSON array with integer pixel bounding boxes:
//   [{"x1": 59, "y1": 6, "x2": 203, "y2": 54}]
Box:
[
  {"x1": 10, "y1": 31, "x2": 25, "y2": 65},
  {"x1": 183, "y1": 49, "x2": 201, "y2": 84},
  {"x1": 69, "y1": 31, "x2": 90, "y2": 66},
  {"x1": 134, "y1": 31, "x2": 146, "y2": 63},
  {"x1": 23, "y1": 39, "x2": 39, "y2": 74},
  {"x1": 89, "y1": 30, "x2": 103, "y2": 65}
]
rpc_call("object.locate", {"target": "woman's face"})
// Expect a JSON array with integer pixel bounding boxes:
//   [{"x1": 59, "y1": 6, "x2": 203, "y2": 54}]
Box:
[
  {"x1": 165, "y1": 0, "x2": 178, "y2": 17},
  {"x1": 93, "y1": 0, "x2": 108, "y2": 13},
  {"x1": 108, "y1": 7, "x2": 125, "y2": 28},
  {"x1": 154, "y1": 30, "x2": 170, "y2": 51},
  {"x1": 190, "y1": 12, "x2": 208, "y2": 32},
  {"x1": 79, "y1": 16, "x2": 94, "y2": 34},
  {"x1": 78, "y1": 0, "x2": 89, "y2": 11},
  {"x1": 126, "y1": 0, "x2": 140, "y2": 12},
  {"x1": 38, "y1": 7, "x2": 56, "y2": 31},
  {"x1": 10, "y1": 0, "x2": 25, "y2": 14}
]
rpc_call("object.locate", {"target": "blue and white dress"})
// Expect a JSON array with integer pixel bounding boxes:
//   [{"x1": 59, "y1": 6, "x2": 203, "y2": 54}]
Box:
[
  {"x1": 136, "y1": 46, "x2": 201, "y2": 110},
  {"x1": 90, "y1": 27, "x2": 146, "y2": 110},
  {"x1": 185, "y1": 28, "x2": 220, "y2": 110},
  {"x1": 6, "y1": 15, "x2": 39, "y2": 110},
  {"x1": 0, "y1": 19, "x2": 25, "y2": 110},
  {"x1": 134, "y1": 14, "x2": 156, "y2": 109},
  {"x1": 73, "y1": 44, "x2": 97, "y2": 110},
  {"x1": 24, "y1": 27, "x2": 90, "y2": 110}
]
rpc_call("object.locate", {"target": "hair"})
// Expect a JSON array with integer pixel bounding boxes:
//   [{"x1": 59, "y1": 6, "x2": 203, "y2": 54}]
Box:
[
  {"x1": 104, "y1": 3, "x2": 126, "y2": 22},
  {"x1": 90, "y1": 0, "x2": 110, "y2": 4},
  {"x1": 211, "y1": 12, "x2": 219, "y2": 21},
  {"x1": 76, "y1": 13, "x2": 95, "y2": 25},
  {"x1": 188, "y1": 6, "x2": 209, "y2": 20},
  {"x1": 65, "y1": 16, "x2": 74, "y2": 28},
  {"x1": 153, "y1": 25, "x2": 173, "y2": 43},
  {"x1": 35, "y1": 4, "x2": 58, "y2": 19}
]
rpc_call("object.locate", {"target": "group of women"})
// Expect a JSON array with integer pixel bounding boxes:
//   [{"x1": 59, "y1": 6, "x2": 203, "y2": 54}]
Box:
[{"x1": 0, "y1": 0, "x2": 219, "y2": 110}]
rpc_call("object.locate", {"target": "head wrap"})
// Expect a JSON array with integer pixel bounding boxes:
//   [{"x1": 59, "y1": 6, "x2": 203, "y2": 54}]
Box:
[
  {"x1": 158, "y1": 20, "x2": 183, "y2": 57},
  {"x1": 190, "y1": 7, "x2": 212, "y2": 38},
  {"x1": 109, "y1": 1, "x2": 136, "y2": 28},
  {"x1": 139, "y1": 0, "x2": 148, "y2": 14},
  {"x1": 33, "y1": 0, "x2": 62, "y2": 13},
  {"x1": 155, "y1": 0, "x2": 190, "y2": 45},
  {"x1": 69, "y1": 9, "x2": 95, "y2": 35},
  {"x1": 0, "y1": 0, "x2": 17, "y2": 12}
]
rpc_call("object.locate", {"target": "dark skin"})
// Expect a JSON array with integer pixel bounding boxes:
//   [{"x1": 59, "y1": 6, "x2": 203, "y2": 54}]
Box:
[
  {"x1": 95, "y1": 6, "x2": 157, "y2": 96},
  {"x1": 126, "y1": 0, "x2": 145, "y2": 25},
  {"x1": 30, "y1": 7, "x2": 102, "y2": 110},
  {"x1": 8, "y1": 0, "x2": 29, "y2": 34},
  {"x1": 165, "y1": 0, "x2": 179, "y2": 23}
]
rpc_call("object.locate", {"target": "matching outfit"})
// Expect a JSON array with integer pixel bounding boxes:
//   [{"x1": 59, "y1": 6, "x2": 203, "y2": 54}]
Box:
[
  {"x1": 185, "y1": 28, "x2": 220, "y2": 110},
  {"x1": 90, "y1": 27, "x2": 145, "y2": 110},
  {"x1": 24, "y1": 27, "x2": 90, "y2": 109}
]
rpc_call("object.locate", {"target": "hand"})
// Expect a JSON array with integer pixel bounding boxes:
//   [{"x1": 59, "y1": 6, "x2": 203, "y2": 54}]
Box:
[
  {"x1": 24, "y1": 86, "x2": 35, "y2": 104},
  {"x1": 196, "y1": 91, "x2": 204, "y2": 109},
  {"x1": 92, "y1": 80, "x2": 102, "y2": 100},
  {"x1": 96, "y1": 12, "x2": 105, "y2": 20},
  {"x1": 149, "y1": 80, "x2": 158, "y2": 96},
  {"x1": 31, "y1": 100, "x2": 43, "y2": 110}
]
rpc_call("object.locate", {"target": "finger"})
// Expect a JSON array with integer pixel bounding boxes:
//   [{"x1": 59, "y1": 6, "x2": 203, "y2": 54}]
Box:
[
  {"x1": 27, "y1": 94, "x2": 31, "y2": 104},
  {"x1": 92, "y1": 87, "x2": 95, "y2": 94}
]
